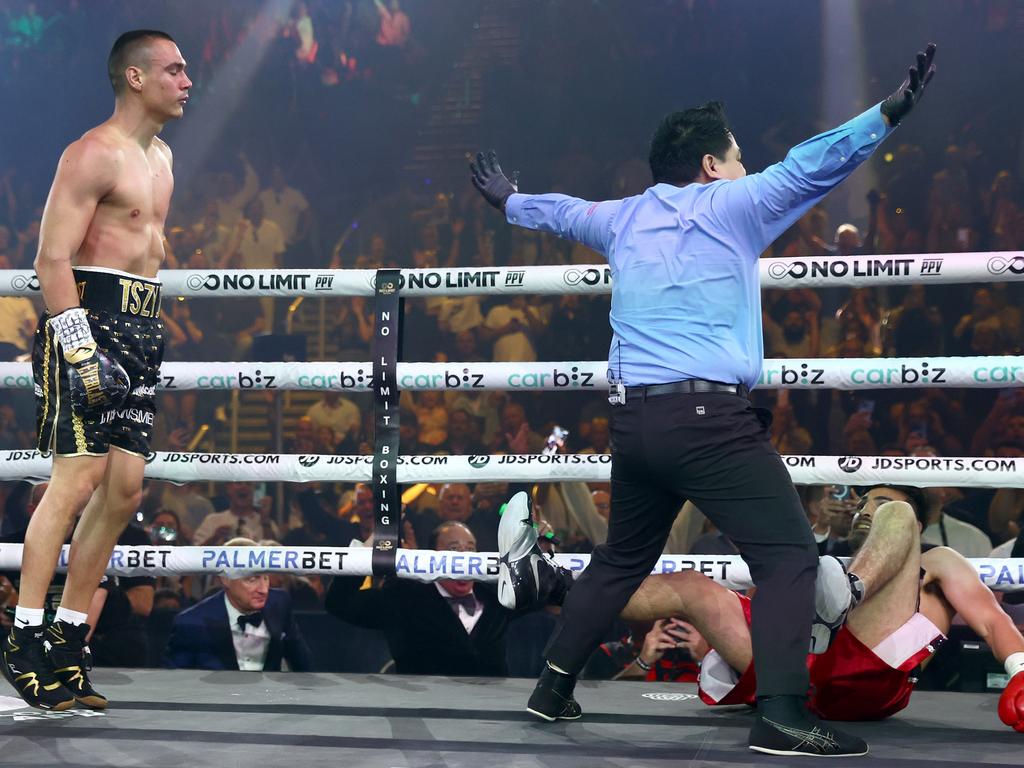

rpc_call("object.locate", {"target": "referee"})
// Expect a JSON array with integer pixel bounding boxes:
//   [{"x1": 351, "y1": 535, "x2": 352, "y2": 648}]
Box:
[{"x1": 470, "y1": 44, "x2": 936, "y2": 757}]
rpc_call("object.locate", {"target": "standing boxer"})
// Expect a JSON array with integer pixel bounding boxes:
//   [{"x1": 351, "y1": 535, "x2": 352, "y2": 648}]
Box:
[{"x1": 3, "y1": 30, "x2": 189, "y2": 710}]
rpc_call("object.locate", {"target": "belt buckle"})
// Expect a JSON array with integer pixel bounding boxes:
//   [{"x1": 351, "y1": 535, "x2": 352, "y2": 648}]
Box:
[{"x1": 608, "y1": 381, "x2": 626, "y2": 406}]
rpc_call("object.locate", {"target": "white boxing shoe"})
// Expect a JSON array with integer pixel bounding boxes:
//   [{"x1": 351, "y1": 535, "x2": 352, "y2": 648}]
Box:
[
  {"x1": 496, "y1": 492, "x2": 571, "y2": 610},
  {"x1": 810, "y1": 555, "x2": 859, "y2": 654}
]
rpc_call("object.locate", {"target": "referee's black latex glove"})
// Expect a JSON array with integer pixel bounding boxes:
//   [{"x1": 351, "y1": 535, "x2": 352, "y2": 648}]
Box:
[
  {"x1": 469, "y1": 150, "x2": 518, "y2": 212},
  {"x1": 880, "y1": 43, "x2": 937, "y2": 127}
]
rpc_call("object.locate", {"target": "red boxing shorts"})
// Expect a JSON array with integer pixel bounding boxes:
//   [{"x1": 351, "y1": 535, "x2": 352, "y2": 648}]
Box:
[{"x1": 698, "y1": 593, "x2": 945, "y2": 721}]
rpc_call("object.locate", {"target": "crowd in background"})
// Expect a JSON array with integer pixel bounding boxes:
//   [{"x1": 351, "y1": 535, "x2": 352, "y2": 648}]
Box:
[{"x1": 0, "y1": 0, "x2": 1021, "y2": 679}]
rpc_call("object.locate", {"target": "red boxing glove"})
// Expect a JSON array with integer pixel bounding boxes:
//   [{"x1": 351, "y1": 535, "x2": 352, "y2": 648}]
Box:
[{"x1": 998, "y1": 671, "x2": 1024, "y2": 732}]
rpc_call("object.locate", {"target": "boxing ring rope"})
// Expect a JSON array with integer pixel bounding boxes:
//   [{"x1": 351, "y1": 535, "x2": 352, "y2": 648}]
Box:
[
  {"x1": 0, "y1": 449, "x2": 1018, "y2": 488},
  {"x1": 0, "y1": 252, "x2": 1022, "y2": 300},
  {"x1": 1, "y1": 545, "x2": 1022, "y2": 593},
  {"x1": 0, "y1": 356, "x2": 1022, "y2": 391}
]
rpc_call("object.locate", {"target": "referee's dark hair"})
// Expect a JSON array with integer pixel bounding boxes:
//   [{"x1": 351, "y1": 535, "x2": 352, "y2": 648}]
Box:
[
  {"x1": 108, "y1": 29, "x2": 176, "y2": 96},
  {"x1": 649, "y1": 101, "x2": 734, "y2": 185}
]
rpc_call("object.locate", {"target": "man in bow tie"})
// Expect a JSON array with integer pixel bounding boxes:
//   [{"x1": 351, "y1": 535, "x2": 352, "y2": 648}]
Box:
[
  {"x1": 163, "y1": 537, "x2": 312, "y2": 671},
  {"x1": 326, "y1": 521, "x2": 520, "y2": 676}
]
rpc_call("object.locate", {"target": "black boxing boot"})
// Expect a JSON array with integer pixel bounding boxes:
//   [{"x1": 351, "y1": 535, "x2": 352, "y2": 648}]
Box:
[
  {"x1": 497, "y1": 491, "x2": 573, "y2": 610},
  {"x1": 45, "y1": 620, "x2": 107, "y2": 709},
  {"x1": 2, "y1": 624, "x2": 75, "y2": 711}
]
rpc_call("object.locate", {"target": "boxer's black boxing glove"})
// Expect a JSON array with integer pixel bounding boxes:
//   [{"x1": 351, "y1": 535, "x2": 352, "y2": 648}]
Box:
[
  {"x1": 880, "y1": 43, "x2": 936, "y2": 127},
  {"x1": 469, "y1": 150, "x2": 519, "y2": 212},
  {"x1": 49, "y1": 307, "x2": 130, "y2": 413}
]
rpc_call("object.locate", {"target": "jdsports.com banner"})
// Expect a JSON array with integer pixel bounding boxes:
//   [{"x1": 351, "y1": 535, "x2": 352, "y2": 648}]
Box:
[
  {"x1": 1, "y1": 544, "x2": 1020, "y2": 592},
  {"x1": 0, "y1": 253, "x2": 1021, "y2": 299},
  {"x1": 0, "y1": 356, "x2": 1021, "y2": 392},
  {"x1": 0, "y1": 450, "x2": 1019, "y2": 488}
]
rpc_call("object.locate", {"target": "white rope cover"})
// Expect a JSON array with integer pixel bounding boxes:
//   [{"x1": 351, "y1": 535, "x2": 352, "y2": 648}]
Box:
[
  {"x1": 0, "y1": 253, "x2": 1021, "y2": 299},
  {"x1": 5, "y1": 544, "x2": 1022, "y2": 592},
  {"x1": 1, "y1": 356, "x2": 1021, "y2": 392},
  {"x1": 0, "y1": 449, "x2": 1019, "y2": 487}
]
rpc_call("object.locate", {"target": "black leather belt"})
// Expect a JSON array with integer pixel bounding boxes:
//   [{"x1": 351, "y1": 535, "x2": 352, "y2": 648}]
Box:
[{"x1": 625, "y1": 379, "x2": 749, "y2": 400}]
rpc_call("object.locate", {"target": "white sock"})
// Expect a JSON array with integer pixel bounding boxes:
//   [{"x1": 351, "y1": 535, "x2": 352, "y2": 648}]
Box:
[
  {"x1": 1005, "y1": 651, "x2": 1024, "y2": 678},
  {"x1": 14, "y1": 606, "x2": 44, "y2": 629},
  {"x1": 55, "y1": 606, "x2": 88, "y2": 626}
]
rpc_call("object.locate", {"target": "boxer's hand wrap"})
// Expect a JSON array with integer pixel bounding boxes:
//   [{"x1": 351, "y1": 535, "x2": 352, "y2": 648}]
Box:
[
  {"x1": 470, "y1": 150, "x2": 518, "y2": 212},
  {"x1": 998, "y1": 652, "x2": 1024, "y2": 732},
  {"x1": 49, "y1": 307, "x2": 130, "y2": 413},
  {"x1": 880, "y1": 43, "x2": 936, "y2": 127}
]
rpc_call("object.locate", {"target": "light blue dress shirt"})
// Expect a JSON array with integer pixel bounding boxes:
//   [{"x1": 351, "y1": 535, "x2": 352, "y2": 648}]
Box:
[{"x1": 505, "y1": 103, "x2": 894, "y2": 388}]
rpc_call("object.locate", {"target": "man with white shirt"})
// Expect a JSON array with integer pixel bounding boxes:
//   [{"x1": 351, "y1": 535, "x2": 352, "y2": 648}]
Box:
[
  {"x1": 258, "y1": 166, "x2": 311, "y2": 257},
  {"x1": 224, "y1": 197, "x2": 286, "y2": 328},
  {"x1": 193, "y1": 482, "x2": 279, "y2": 546},
  {"x1": 163, "y1": 537, "x2": 312, "y2": 671},
  {"x1": 305, "y1": 391, "x2": 362, "y2": 446},
  {"x1": 921, "y1": 487, "x2": 993, "y2": 558}
]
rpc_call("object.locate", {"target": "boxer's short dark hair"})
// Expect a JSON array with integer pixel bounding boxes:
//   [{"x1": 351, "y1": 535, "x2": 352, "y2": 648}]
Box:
[
  {"x1": 649, "y1": 101, "x2": 734, "y2": 185},
  {"x1": 865, "y1": 485, "x2": 929, "y2": 526},
  {"x1": 108, "y1": 30, "x2": 176, "y2": 95}
]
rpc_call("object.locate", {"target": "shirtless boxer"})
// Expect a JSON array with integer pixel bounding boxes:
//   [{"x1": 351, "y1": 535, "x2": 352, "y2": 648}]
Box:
[
  {"x1": 500, "y1": 486, "x2": 1024, "y2": 746},
  {"x1": 3, "y1": 30, "x2": 189, "y2": 710}
]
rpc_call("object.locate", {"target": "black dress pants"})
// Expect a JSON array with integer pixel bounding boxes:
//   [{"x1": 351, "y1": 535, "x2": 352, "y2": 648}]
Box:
[{"x1": 544, "y1": 391, "x2": 818, "y2": 696}]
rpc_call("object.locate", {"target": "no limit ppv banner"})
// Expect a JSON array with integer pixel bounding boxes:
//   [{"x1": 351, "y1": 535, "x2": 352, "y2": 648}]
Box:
[{"x1": 0, "y1": 253, "x2": 1022, "y2": 298}]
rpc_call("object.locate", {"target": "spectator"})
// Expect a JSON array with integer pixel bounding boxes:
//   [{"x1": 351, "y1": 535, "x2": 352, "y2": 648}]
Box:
[
  {"x1": 283, "y1": 488, "x2": 358, "y2": 547},
  {"x1": 325, "y1": 521, "x2": 517, "y2": 676},
  {"x1": 882, "y1": 285, "x2": 945, "y2": 357},
  {"x1": 259, "y1": 165, "x2": 312, "y2": 268},
  {"x1": 375, "y1": 0, "x2": 410, "y2": 48},
  {"x1": 411, "y1": 482, "x2": 497, "y2": 554},
  {"x1": 284, "y1": 416, "x2": 317, "y2": 454},
  {"x1": 394, "y1": 409, "x2": 434, "y2": 456},
  {"x1": 153, "y1": 589, "x2": 184, "y2": 614},
  {"x1": 920, "y1": 488, "x2": 993, "y2": 558},
  {"x1": 193, "y1": 483, "x2": 279, "y2": 546},
  {"x1": 765, "y1": 309, "x2": 819, "y2": 359},
  {"x1": 440, "y1": 407, "x2": 488, "y2": 456},
  {"x1": 490, "y1": 401, "x2": 545, "y2": 455},
  {"x1": 164, "y1": 537, "x2": 312, "y2": 671},
  {"x1": 90, "y1": 523, "x2": 155, "y2": 667},
  {"x1": 481, "y1": 294, "x2": 545, "y2": 362},
  {"x1": 770, "y1": 399, "x2": 814, "y2": 455},
  {"x1": 214, "y1": 153, "x2": 259, "y2": 230},
  {"x1": 224, "y1": 197, "x2": 287, "y2": 329},
  {"x1": 0, "y1": 254, "x2": 38, "y2": 360},
  {"x1": 579, "y1": 417, "x2": 610, "y2": 455},
  {"x1": 410, "y1": 390, "x2": 448, "y2": 449},
  {"x1": 305, "y1": 391, "x2": 362, "y2": 447}
]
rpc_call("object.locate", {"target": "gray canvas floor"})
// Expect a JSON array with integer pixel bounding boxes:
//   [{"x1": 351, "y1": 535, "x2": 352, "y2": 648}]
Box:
[{"x1": 0, "y1": 670, "x2": 1020, "y2": 767}]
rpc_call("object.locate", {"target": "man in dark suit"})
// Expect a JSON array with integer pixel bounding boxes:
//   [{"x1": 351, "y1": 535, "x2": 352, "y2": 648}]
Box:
[
  {"x1": 163, "y1": 537, "x2": 312, "y2": 671},
  {"x1": 325, "y1": 521, "x2": 514, "y2": 676}
]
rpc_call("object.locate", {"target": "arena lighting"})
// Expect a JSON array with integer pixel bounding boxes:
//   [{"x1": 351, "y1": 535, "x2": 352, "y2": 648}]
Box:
[
  {"x1": 821, "y1": 0, "x2": 878, "y2": 227},
  {"x1": 172, "y1": 0, "x2": 295, "y2": 191}
]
